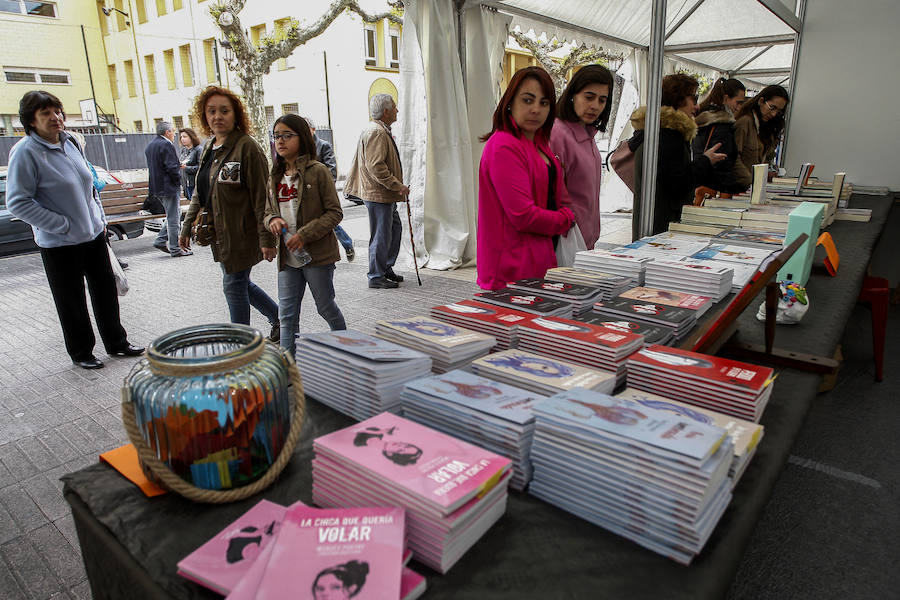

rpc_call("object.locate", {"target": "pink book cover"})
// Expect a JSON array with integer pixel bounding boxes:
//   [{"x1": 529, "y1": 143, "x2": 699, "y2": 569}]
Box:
[
  {"x1": 248, "y1": 505, "x2": 405, "y2": 600},
  {"x1": 629, "y1": 345, "x2": 775, "y2": 393},
  {"x1": 176, "y1": 499, "x2": 289, "y2": 595},
  {"x1": 313, "y1": 412, "x2": 511, "y2": 514},
  {"x1": 520, "y1": 316, "x2": 644, "y2": 349},
  {"x1": 431, "y1": 299, "x2": 535, "y2": 327},
  {"x1": 401, "y1": 567, "x2": 427, "y2": 600}
]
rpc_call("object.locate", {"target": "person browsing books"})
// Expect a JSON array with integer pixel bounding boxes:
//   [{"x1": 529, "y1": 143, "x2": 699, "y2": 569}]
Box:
[
  {"x1": 178, "y1": 86, "x2": 281, "y2": 341},
  {"x1": 627, "y1": 73, "x2": 727, "y2": 239},
  {"x1": 477, "y1": 66, "x2": 576, "y2": 290},
  {"x1": 692, "y1": 78, "x2": 749, "y2": 194},
  {"x1": 733, "y1": 85, "x2": 790, "y2": 187},
  {"x1": 264, "y1": 114, "x2": 347, "y2": 358},
  {"x1": 549, "y1": 64, "x2": 615, "y2": 250}
]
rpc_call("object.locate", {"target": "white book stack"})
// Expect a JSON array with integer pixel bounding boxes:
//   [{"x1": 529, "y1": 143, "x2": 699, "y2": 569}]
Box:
[
  {"x1": 471, "y1": 349, "x2": 616, "y2": 397},
  {"x1": 296, "y1": 330, "x2": 433, "y2": 420},
  {"x1": 643, "y1": 258, "x2": 734, "y2": 301},
  {"x1": 573, "y1": 249, "x2": 655, "y2": 286},
  {"x1": 529, "y1": 388, "x2": 735, "y2": 565},
  {"x1": 430, "y1": 299, "x2": 534, "y2": 352},
  {"x1": 400, "y1": 369, "x2": 543, "y2": 491},
  {"x1": 544, "y1": 267, "x2": 635, "y2": 300},
  {"x1": 375, "y1": 316, "x2": 496, "y2": 374}
]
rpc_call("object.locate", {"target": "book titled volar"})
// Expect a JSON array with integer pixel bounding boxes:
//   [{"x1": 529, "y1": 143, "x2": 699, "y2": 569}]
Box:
[
  {"x1": 232, "y1": 505, "x2": 406, "y2": 600},
  {"x1": 314, "y1": 412, "x2": 512, "y2": 515}
]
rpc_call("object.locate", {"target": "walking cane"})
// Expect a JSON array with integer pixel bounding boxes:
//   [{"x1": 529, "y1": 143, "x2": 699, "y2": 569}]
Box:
[{"x1": 404, "y1": 194, "x2": 422, "y2": 286}]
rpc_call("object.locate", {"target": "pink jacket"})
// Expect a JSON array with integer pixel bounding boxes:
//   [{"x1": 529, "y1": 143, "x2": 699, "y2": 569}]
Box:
[
  {"x1": 477, "y1": 130, "x2": 575, "y2": 290},
  {"x1": 550, "y1": 119, "x2": 602, "y2": 248}
]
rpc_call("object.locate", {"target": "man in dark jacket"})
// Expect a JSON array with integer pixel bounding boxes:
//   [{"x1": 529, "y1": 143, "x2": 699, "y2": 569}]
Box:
[
  {"x1": 306, "y1": 117, "x2": 355, "y2": 262},
  {"x1": 145, "y1": 121, "x2": 191, "y2": 257}
]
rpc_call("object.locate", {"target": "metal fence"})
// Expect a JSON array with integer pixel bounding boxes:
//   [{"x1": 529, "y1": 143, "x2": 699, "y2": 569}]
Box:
[
  {"x1": 1, "y1": 129, "x2": 334, "y2": 171},
  {"x1": 0, "y1": 133, "x2": 155, "y2": 170}
]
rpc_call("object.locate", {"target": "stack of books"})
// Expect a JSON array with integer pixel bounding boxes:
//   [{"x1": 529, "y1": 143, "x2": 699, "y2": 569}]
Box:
[
  {"x1": 741, "y1": 205, "x2": 794, "y2": 233},
  {"x1": 592, "y1": 297, "x2": 697, "y2": 343},
  {"x1": 471, "y1": 349, "x2": 616, "y2": 396},
  {"x1": 177, "y1": 500, "x2": 428, "y2": 600},
  {"x1": 573, "y1": 249, "x2": 654, "y2": 285},
  {"x1": 312, "y1": 412, "x2": 512, "y2": 573},
  {"x1": 375, "y1": 316, "x2": 496, "y2": 373},
  {"x1": 528, "y1": 388, "x2": 735, "y2": 565},
  {"x1": 615, "y1": 388, "x2": 764, "y2": 485},
  {"x1": 626, "y1": 345, "x2": 775, "y2": 422},
  {"x1": 507, "y1": 278, "x2": 605, "y2": 314},
  {"x1": 400, "y1": 369, "x2": 542, "y2": 490},
  {"x1": 711, "y1": 227, "x2": 785, "y2": 250},
  {"x1": 621, "y1": 236, "x2": 711, "y2": 259},
  {"x1": 430, "y1": 299, "x2": 534, "y2": 351},
  {"x1": 475, "y1": 289, "x2": 573, "y2": 318},
  {"x1": 680, "y1": 205, "x2": 745, "y2": 230},
  {"x1": 643, "y1": 258, "x2": 734, "y2": 301},
  {"x1": 690, "y1": 244, "x2": 775, "y2": 268},
  {"x1": 544, "y1": 267, "x2": 634, "y2": 300},
  {"x1": 517, "y1": 316, "x2": 644, "y2": 385},
  {"x1": 617, "y1": 287, "x2": 714, "y2": 318},
  {"x1": 573, "y1": 312, "x2": 676, "y2": 346},
  {"x1": 296, "y1": 330, "x2": 433, "y2": 420}
]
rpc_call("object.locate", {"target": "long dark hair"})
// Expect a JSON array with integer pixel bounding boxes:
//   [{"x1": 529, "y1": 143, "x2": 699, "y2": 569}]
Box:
[
  {"x1": 698, "y1": 78, "x2": 746, "y2": 112},
  {"x1": 735, "y1": 84, "x2": 790, "y2": 150},
  {"x1": 481, "y1": 66, "x2": 556, "y2": 143},
  {"x1": 178, "y1": 127, "x2": 201, "y2": 147},
  {"x1": 556, "y1": 64, "x2": 615, "y2": 132},
  {"x1": 270, "y1": 113, "x2": 317, "y2": 181},
  {"x1": 311, "y1": 560, "x2": 369, "y2": 598}
]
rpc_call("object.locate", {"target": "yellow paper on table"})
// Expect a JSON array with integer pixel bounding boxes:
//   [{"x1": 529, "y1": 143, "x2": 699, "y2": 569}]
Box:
[{"x1": 99, "y1": 444, "x2": 167, "y2": 498}]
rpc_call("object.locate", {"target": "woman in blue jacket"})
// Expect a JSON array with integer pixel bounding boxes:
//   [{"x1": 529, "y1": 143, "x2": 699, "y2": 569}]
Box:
[{"x1": 6, "y1": 91, "x2": 144, "y2": 369}]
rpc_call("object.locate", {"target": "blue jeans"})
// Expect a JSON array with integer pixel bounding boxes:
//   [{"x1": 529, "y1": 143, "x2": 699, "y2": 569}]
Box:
[
  {"x1": 153, "y1": 193, "x2": 181, "y2": 254},
  {"x1": 364, "y1": 201, "x2": 401, "y2": 281},
  {"x1": 220, "y1": 265, "x2": 279, "y2": 327},
  {"x1": 278, "y1": 264, "x2": 346, "y2": 357},
  {"x1": 334, "y1": 225, "x2": 353, "y2": 252}
]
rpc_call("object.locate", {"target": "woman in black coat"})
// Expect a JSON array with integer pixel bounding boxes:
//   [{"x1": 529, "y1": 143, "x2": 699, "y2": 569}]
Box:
[
  {"x1": 628, "y1": 74, "x2": 726, "y2": 239},
  {"x1": 692, "y1": 78, "x2": 749, "y2": 194},
  {"x1": 178, "y1": 127, "x2": 202, "y2": 202}
]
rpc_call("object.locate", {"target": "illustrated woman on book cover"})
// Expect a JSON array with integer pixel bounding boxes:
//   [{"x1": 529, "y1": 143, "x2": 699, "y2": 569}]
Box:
[
  {"x1": 225, "y1": 520, "x2": 279, "y2": 564},
  {"x1": 333, "y1": 334, "x2": 376, "y2": 347},
  {"x1": 434, "y1": 380, "x2": 503, "y2": 399},
  {"x1": 569, "y1": 398, "x2": 647, "y2": 426},
  {"x1": 486, "y1": 354, "x2": 575, "y2": 378},
  {"x1": 352, "y1": 427, "x2": 423, "y2": 466},
  {"x1": 312, "y1": 560, "x2": 369, "y2": 600},
  {"x1": 388, "y1": 320, "x2": 458, "y2": 337}
]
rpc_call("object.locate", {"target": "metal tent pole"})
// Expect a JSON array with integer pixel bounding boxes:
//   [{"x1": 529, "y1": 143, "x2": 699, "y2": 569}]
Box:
[{"x1": 639, "y1": 0, "x2": 666, "y2": 239}]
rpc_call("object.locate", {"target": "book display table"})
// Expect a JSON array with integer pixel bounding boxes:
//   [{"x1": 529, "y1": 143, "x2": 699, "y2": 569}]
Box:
[{"x1": 63, "y1": 196, "x2": 891, "y2": 600}]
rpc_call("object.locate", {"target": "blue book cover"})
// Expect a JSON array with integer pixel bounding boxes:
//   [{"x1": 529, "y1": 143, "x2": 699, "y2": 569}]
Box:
[
  {"x1": 302, "y1": 329, "x2": 428, "y2": 362},
  {"x1": 404, "y1": 369, "x2": 540, "y2": 425},
  {"x1": 534, "y1": 388, "x2": 727, "y2": 460}
]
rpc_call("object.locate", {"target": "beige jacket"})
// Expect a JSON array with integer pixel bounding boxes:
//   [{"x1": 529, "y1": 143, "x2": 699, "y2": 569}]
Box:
[
  {"x1": 344, "y1": 120, "x2": 404, "y2": 203},
  {"x1": 733, "y1": 114, "x2": 776, "y2": 187}
]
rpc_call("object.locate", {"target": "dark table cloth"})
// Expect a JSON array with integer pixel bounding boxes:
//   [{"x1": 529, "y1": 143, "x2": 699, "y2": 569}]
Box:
[{"x1": 63, "y1": 196, "x2": 893, "y2": 600}]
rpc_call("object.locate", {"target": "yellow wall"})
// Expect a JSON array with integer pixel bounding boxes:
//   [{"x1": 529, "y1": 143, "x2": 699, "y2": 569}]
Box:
[{"x1": 0, "y1": 2, "x2": 115, "y2": 126}]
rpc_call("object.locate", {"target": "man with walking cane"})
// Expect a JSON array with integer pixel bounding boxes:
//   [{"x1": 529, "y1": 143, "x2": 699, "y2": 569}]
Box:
[{"x1": 345, "y1": 93, "x2": 412, "y2": 289}]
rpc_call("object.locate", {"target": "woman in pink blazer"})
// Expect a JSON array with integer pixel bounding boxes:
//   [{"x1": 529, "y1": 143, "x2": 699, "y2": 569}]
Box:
[
  {"x1": 477, "y1": 66, "x2": 575, "y2": 290},
  {"x1": 549, "y1": 65, "x2": 614, "y2": 250}
]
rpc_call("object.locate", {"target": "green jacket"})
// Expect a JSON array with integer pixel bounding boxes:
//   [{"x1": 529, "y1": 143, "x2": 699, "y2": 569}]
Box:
[
  {"x1": 264, "y1": 155, "x2": 343, "y2": 271},
  {"x1": 181, "y1": 130, "x2": 276, "y2": 274}
]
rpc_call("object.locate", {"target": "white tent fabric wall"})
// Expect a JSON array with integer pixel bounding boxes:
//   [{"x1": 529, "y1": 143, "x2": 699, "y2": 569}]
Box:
[
  {"x1": 464, "y1": 5, "x2": 512, "y2": 210},
  {"x1": 398, "y1": 0, "x2": 478, "y2": 271}
]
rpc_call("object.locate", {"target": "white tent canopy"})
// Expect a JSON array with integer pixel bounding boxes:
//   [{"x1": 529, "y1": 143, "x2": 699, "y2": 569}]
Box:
[{"x1": 396, "y1": 0, "x2": 805, "y2": 269}]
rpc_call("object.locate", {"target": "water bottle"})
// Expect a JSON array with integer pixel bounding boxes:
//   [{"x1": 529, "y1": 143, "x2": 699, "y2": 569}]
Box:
[{"x1": 281, "y1": 228, "x2": 312, "y2": 267}]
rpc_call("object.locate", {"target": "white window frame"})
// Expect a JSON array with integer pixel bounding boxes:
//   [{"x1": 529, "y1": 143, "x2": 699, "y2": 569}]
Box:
[
  {"x1": 0, "y1": 0, "x2": 57, "y2": 18},
  {"x1": 389, "y1": 26, "x2": 400, "y2": 70},
  {"x1": 4, "y1": 67, "x2": 70, "y2": 85},
  {"x1": 364, "y1": 25, "x2": 377, "y2": 67}
]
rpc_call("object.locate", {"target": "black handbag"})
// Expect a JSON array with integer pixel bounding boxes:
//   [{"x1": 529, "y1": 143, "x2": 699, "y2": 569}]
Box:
[{"x1": 141, "y1": 194, "x2": 166, "y2": 215}]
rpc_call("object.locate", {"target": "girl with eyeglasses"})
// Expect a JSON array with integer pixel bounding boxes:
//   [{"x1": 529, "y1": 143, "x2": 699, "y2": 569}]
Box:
[
  {"x1": 264, "y1": 114, "x2": 346, "y2": 358},
  {"x1": 733, "y1": 85, "x2": 790, "y2": 185}
]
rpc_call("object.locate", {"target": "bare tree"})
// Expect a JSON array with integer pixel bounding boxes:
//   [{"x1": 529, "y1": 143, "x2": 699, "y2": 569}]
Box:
[
  {"x1": 209, "y1": 0, "x2": 402, "y2": 150},
  {"x1": 508, "y1": 29, "x2": 625, "y2": 98}
]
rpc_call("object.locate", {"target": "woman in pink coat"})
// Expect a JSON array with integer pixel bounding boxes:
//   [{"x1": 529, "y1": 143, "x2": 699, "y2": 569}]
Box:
[
  {"x1": 477, "y1": 66, "x2": 575, "y2": 290},
  {"x1": 550, "y1": 65, "x2": 614, "y2": 250}
]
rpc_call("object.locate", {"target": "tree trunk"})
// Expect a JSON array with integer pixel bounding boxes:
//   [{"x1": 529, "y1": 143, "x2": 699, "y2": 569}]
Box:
[{"x1": 238, "y1": 70, "x2": 270, "y2": 156}]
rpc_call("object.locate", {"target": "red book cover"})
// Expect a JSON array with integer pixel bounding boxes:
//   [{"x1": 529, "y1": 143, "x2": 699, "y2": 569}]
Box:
[
  {"x1": 520, "y1": 316, "x2": 644, "y2": 349},
  {"x1": 629, "y1": 345, "x2": 774, "y2": 393},
  {"x1": 431, "y1": 299, "x2": 535, "y2": 327}
]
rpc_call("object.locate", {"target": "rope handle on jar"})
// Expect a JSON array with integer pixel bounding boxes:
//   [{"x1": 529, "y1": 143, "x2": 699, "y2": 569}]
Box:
[{"x1": 120, "y1": 349, "x2": 306, "y2": 504}]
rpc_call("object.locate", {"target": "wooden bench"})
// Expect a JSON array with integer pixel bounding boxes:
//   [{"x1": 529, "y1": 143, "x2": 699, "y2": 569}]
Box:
[{"x1": 100, "y1": 181, "x2": 189, "y2": 224}]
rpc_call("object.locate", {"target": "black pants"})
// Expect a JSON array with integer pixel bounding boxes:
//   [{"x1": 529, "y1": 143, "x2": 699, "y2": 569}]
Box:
[{"x1": 40, "y1": 234, "x2": 128, "y2": 361}]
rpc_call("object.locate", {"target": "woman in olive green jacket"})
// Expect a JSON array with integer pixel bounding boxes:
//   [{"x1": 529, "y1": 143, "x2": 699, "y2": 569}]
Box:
[
  {"x1": 264, "y1": 114, "x2": 346, "y2": 358},
  {"x1": 179, "y1": 86, "x2": 280, "y2": 340}
]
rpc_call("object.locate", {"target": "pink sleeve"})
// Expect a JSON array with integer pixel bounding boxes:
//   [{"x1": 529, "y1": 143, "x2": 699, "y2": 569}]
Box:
[{"x1": 487, "y1": 141, "x2": 573, "y2": 236}]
